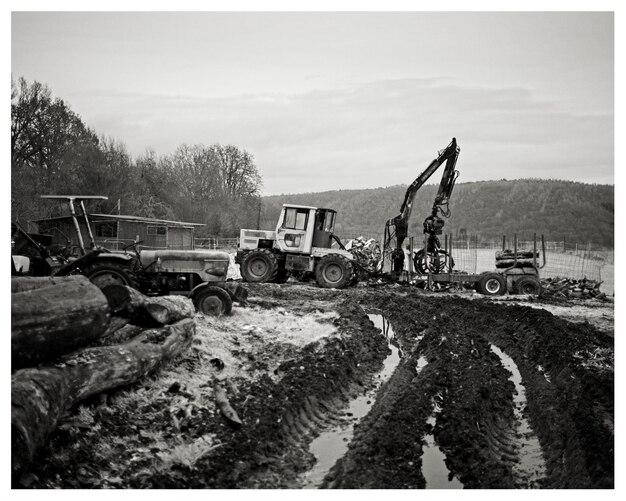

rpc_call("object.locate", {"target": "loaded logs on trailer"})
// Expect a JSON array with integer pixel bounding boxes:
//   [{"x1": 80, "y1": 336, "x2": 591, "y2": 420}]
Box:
[{"x1": 11, "y1": 276, "x2": 197, "y2": 479}]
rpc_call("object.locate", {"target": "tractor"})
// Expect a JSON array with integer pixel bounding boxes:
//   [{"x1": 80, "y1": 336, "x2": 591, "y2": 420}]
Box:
[
  {"x1": 236, "y1": 204, "x2": 358, "y2": 289},
  {"x1": 12, "y1": 195, "x2": 244, "y2": 315}
]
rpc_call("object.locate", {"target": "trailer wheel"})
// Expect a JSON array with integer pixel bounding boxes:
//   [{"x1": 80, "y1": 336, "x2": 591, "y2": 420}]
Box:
[
  {"x1": 513, "y1": 276, "x2": 542, "y2": 296},
  {"x1": 193, "y1": 286, "x2": 233, "y2": 316},
  {"x1": 83, "y1": 260, "x2": 138, "y2": 290},
  {"x1": 315, "y1": 255, "x2": 354, "y2": 289},
  {"x1": 476, "y1": 273, "x2": 506, "y2": 296},
  {"x1": 240, "y1": 249, "x2": 278, "y2": 283}
]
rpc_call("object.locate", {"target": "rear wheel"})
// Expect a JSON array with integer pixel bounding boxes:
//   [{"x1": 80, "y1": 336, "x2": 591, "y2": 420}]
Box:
[
  {"x1": 315, "y1": 254, "x2": 354, "y2": 289},
  {"x1": 193, "y1": 286, "x2": 233, "y2": 316},
  {"x1": 513, "y1": 276, "x2": 542, "y2": 296},
  {"x1": 83, "y1": 260, "x2": 138, "y2": 290},
  {"x1": 240, "y1": 250, "x2": 278, "y2": 283},
  {"x1": 476, "y1": 272, "x2": 506, "y2": 296}
]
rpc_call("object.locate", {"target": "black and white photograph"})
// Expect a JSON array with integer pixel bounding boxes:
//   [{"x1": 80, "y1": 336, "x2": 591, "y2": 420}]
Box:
[{"x1": 6, "y1": 1, "x2": 619, "y2": 496}]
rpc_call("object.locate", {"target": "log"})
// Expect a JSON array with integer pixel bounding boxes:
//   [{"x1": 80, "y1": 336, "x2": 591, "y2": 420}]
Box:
[
  {"x1": 12, "y1": 277, "x2": 111, "y2": 370},
  {"x1": 213, "y1": 380, "x2": 242, "y2": 426},
  {"x1": 143, "y1": 295, "x2": 196, "y2": 325},
  {"x1": 11, "y1": 275, "x2": 88, "y2": 294},
  {"x1": 101, "y1": 284, "x2": 146, "y2": 316},
  {"x1": 11, "y1": 317, "x2": 195, "y2": 478},
  {"x1": 102, "y1": 285, "x2": 195, "y2": 326},
  {"x1": 495, "y1": 250, "x2": 539, "y2": 260},
  {"x1": 495, "y1": 259, "x2": 537, "y2": 268}
]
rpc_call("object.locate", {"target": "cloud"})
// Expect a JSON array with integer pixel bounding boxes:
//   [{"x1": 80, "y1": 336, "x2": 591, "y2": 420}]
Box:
[{"x1": 68, "y1": 78, "x2": 613, "y2": 194}]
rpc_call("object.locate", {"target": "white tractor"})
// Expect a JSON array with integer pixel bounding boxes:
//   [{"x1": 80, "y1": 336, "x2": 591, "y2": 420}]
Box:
[{"x1": 236, "y1": 204, "x2": 357, "y2": 288}]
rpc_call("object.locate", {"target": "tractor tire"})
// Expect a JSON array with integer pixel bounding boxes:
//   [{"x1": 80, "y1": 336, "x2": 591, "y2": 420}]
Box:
[
  {"x1": 240, "y1": 249, "x2": 279, "y2": 283},
  {"x1": 273, "y1": 269, "x2": 290, "y2": 284},
  {"x1": 476, "y1": 272, "x2": 506, "y2": 296},
  {"x1": 414, "y1": 249, "x2": 455, "y2": 274},
  {"x1": 193, "y1": 286, "x2": 233, "y2": 316},
  {"x1": 315, "y1": 254, "x2": 354, "y2": 289},
  {"x1": 82, "y1": 260, "x2": 139, "y2": 290},
  {"x1": 513, "y1": 276, "x2": 542, "y2": 296}
]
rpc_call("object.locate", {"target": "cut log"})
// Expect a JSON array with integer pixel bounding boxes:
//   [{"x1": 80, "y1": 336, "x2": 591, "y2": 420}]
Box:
[
  {"x1": 213, "y1": 380, "x2": 243, "y2": 426},
  {"x1": 495, "y1": 250, "x2": 539, "y2": 260},
  {"x1": 102, "y1": 285, "x2": 195, "y2": 326},
  {"x1": 143, "y1": 295, "x2": 196, "y2": 325},
  {"x1": 101, "y1": 284, "x2": 146, "y2": 316},
  {"x1": 495, "y1": 259, "x2": 537, "y2": 268},
  {"x1": 11, "y1": 317, "x2": 195, "y2": 478},
  {"x1": 11, "y1": 275, "x2": 89, "y2": 294},
  {"x1": 12, "y1": 277, "x2": 111, "y2": 370}
]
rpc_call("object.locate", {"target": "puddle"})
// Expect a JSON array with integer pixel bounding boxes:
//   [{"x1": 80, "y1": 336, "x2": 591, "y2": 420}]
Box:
[
  {"x1": 421, "y1": 394, "x2": 463, "y2": 489},
  {"x1": 300, "y1": 313, "x2": 401, "y2": 488},
  {"x1": 490, "y1": 344, "x2": 547, "y2": 488},
  {"x1": 416, "y1": 356, "x2": 429, "y2": 375}
]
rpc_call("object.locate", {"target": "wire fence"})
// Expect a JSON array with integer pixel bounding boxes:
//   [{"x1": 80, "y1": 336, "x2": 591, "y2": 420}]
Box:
[
  {"x1": 190, "y1": 232, "x2": 614, "y2": 294},
  {"x1": 194, "y1": 237, "x2": 239, "y2": 251}
]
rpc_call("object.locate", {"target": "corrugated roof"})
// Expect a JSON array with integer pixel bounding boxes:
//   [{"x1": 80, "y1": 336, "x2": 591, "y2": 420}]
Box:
[{"x1": 34, "y1": 214, "x2": 205, "y2": 227}]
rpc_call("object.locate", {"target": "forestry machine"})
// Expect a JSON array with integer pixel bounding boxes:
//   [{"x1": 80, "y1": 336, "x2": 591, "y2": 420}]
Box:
[
  {"x1": 236, "y1": 204, "x2": 360, "y2": 289},
  {"x1": 12, "y1": 196, "x2": 245, "y2": 316},
  {"x1": 383, "y1": 137, "x2": 460, "y2": 279}
]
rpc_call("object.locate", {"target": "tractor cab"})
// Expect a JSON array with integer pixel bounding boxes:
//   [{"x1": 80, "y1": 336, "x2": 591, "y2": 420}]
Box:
[{"x1": 275, "y1": 204, "x2": 337, "y2": 254}]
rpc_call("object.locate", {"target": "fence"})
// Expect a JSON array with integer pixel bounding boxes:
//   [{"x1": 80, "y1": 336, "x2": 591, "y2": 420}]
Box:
[
  {"x1": 340, "y1": 231, "x2": 613, "y2": 293},
  {"x1": 194, "y1": 237, "x2": 239, "y2": 251}
]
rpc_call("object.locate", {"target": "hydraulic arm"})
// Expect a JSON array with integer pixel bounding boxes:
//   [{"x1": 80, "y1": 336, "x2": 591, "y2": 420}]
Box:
[{"x1": 383, "y1": 138, "x2": 460, "y2": 276}]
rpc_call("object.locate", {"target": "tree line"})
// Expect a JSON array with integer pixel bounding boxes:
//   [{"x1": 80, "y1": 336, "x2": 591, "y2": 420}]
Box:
[
  {"x1": 261, "y1": 179, "x2": 614, "y2": 248},
  {"x1": 11, "y1": 77, "x2": 262, "y2": 237}
]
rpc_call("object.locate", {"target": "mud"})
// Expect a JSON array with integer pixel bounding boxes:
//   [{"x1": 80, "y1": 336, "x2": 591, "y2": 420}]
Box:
[{"x1": 19, "y1": 282, "x2": 613, "y2": 489}]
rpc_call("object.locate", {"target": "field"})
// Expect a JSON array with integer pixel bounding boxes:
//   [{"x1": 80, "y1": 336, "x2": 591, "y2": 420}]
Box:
[{"x1": 18, "y1": 282, "x2": 614, "y2": 489}]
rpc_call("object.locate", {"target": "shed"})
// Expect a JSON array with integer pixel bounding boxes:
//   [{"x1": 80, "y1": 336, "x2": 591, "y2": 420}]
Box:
[{"x1": 34, "y1": 214, "x2": 204, "y2": 251}]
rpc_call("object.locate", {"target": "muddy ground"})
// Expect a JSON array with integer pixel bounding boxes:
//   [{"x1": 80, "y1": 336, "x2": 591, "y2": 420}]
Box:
[{"x1": 18, "y1": 283, "x2": 614, "y2": 489}]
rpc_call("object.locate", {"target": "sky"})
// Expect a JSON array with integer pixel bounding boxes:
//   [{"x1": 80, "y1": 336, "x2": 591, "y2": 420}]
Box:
[{"x1": 11, "y1": 10, "x2": 614, "y2": 195}]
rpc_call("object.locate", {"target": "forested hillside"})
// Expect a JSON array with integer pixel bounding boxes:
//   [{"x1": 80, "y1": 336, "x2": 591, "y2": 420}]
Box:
[{"x1": 261, "y1": 180, "x2": 614, "y2": 247}]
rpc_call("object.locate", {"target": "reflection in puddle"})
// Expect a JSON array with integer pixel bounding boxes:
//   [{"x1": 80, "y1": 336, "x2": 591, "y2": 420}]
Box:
[
  {"x1": 490, "y1": 344, "x2": 547, "y2": 488},
  {"x1": 422, "y1": 395, "x2": 463, "y2": 489},
  {"x1": 301, "y1": 313, "x2": 400, "y2": 488}
]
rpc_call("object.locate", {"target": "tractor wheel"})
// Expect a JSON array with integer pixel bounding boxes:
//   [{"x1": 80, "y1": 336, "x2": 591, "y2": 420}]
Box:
[
  {"x1": 315, "y1": 254, "x2": 354, "y2": 289},
  {"x1": 273, "y1": 269, "x2": 290, "y2": 284},
  {"x1": 83, "y1": 260, "x2": 138, "y2": 290},
  {"x1": 240, "y1": 249, "x2": 278, "y2": 283},
  {"x1": 193, "y1": 286, "x2": 233, "y2": 316},
  {"x1": 414, "y1": 250, "x2": 455, "y2": 274},
  {"x1": 476, "y1": 272, "x2": 506, "y2": 296},
  {"x1": 513, "y1": 276, "x2": 542, "y2": 296}
]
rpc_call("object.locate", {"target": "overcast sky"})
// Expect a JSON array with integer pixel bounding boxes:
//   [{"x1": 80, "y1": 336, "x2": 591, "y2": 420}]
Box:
[{"x1": 11, "y1": 11, "x2": 614, "y2": 195}]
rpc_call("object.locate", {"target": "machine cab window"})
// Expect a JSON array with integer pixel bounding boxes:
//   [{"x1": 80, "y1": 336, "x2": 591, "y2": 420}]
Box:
[{"x1": 283, "y1": 208, "x2": 309, "y2": 230}]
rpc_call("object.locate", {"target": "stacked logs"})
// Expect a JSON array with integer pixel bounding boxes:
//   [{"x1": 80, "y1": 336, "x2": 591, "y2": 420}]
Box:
[
  {"x1": 11, "y1": 276, "x2": 196, "y2": 479},
  {"x1": 495, "y1": 249, "x2": 540, "y2": 268},
  {"x1": 540, "y1": 277, "x2": 607, "y2": 300},
  {"x1": 345, "y1": 237, "x2": 382, "y2": 274}
]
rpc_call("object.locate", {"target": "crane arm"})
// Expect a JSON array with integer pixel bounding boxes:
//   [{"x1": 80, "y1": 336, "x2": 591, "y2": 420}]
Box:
[{"x1": 383, "y1": 138, "x2": 460, "y2": 275}]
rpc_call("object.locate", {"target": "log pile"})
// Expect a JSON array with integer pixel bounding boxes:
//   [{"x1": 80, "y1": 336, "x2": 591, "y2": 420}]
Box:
[
  {"x1": 540, "y1": 277, "x2": 607, "y2": 300},
  {"x1": 495, "y1": 249, "x2": 540, "y2": 268},
  {"x1": 11, "y1": 276, "x2": 196, "y2": 479},
  {"x1": 345, "y1": 237, "x2": 382, "y2": 274}
]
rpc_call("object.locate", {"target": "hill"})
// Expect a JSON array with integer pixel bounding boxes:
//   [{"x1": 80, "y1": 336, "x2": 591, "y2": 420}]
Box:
[{"x1": 260, "y1": 179, "x2": 614, "y2": 247}]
